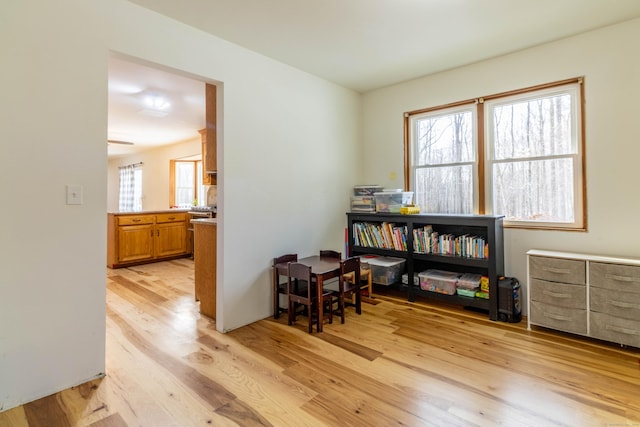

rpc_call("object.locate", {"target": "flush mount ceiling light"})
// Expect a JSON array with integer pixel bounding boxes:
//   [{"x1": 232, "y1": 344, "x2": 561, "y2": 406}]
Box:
[{"x1": 140, "y1": 92, "x2": 171, "y2": 117}]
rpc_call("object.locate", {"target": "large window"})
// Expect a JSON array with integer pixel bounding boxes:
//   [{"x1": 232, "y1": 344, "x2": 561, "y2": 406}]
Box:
[
  {"x1": 406, "y1": 78, "x2": 585, "y2": 230},
  {"x1": 118, "y1": 162, "x2": 143, "y2": 212},
  {"x1": 170, "y1": 160, "x2": 204, "y2": 207},
  {"x1": 410, "y1": 105, "x2": 477, "y2": 214}
]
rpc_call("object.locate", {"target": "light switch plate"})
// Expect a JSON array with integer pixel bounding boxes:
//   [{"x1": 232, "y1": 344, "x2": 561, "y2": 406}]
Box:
[{"x1": 66, "y1": 185, "x2": 83, "y2": 205}]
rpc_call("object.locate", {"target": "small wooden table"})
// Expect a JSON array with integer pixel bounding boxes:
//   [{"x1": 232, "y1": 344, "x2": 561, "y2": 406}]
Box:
[
  {"x1": 273, "y1": 255, "x2": 367, "y2": 332},
  {"x1": 294, "y1": 255, "x2": 342, "y2": 332}
]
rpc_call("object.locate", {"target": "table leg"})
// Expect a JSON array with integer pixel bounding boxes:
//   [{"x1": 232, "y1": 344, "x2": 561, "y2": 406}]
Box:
[
  {"x1": 316, "y1": 275, "x2": 323, "y2": 332},
  {"x1": 273, "y1": 266, "x2": 280, "y2": 320}
]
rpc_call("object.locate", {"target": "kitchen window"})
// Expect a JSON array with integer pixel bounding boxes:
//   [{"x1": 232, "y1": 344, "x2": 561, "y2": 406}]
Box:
[
  {"x1": 405, "y1": 77, "x2": 586, "y2": 230},
  {"x1": 170, "y1": 160, "x2": 204, "y2": 207},
  {"x1": 118, "y1": 162, "x2": 143, "y2": 212}
]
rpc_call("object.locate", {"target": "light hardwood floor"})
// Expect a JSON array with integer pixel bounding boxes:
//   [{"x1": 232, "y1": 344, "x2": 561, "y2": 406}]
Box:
[{"x1": 2, "y1": 258, "x2": 640, "y2": 426}]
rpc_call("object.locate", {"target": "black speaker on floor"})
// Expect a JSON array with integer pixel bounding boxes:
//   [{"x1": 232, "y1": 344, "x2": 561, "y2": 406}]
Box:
[{"x1": 497, "y1": 276, "x2": 522, "y2": 323}]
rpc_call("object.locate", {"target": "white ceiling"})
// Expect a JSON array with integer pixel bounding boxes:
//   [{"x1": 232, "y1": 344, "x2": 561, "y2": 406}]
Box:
[
  {"x1": 110, "y1": 0, "x2": 640, "y2": 156},
  {"x1": 108, "y1": 57, "x2": 206, "y2": 157}
]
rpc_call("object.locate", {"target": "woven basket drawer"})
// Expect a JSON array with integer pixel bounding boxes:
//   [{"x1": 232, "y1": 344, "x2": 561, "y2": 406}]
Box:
[
  {"x1": 590, "y1": 287, "x2": 640, "y2": 321},
  {"x1": 589, "y1": 262, "x2": 640, "y2": 293},
  {"x1": 529, "y1": 256, "x2": 585, "y2": 285},
  {"x1": 590, "y1": 312, "x2": 640, "y2": 347},
  {"x1": 530, "y1": 301, "x2": 587, "y2": 335},
  {"x1": 529, "y1": 279, "x2": 586, "y2": 309}
]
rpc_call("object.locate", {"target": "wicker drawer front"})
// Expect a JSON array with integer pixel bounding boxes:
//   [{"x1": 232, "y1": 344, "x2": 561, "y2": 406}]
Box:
[
  {"x1": 590, "y1": 287, "x2": 640, "y2": 322},
  {"x1": 590, "y1": 312, "x2": 640, "y2": 347},
  {"x1": 156, "y1": 213, "x2": 187, "y2": 223},
  {"x1": 117, "y1": 215, "x2": 155, "y2": 226},
  {"x1": 529, "y1": 256, "x2": 585, "y2": 285},
  {"x1": 589, "y1": 262, "x2": 640, "y2": 293},
  {"x1": 530, "y1": 301, "x2": 587, "y2": 335},
  {"x1": 529, "y1": 279, "x2": 586, "y2": 309}
]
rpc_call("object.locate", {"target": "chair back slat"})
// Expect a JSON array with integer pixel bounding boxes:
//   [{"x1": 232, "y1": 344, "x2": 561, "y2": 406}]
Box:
[
  {"x1": 341, "y1": 257, "x2": 361, "y2": 284},
  {"x1": 274, "y1": 253, "x2": 297, "y2": 266},
  {"x1": 320, "y1": 250, "x2": 341, "y2": 260}
]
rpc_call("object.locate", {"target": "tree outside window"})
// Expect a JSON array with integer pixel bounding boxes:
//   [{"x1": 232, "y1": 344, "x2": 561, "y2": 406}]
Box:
[{"x1": 406, "y1": 78, "x2": 585, "y2": 230}]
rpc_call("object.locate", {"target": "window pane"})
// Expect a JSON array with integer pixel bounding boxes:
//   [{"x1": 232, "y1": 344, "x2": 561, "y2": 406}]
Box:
[
  {"x1": 175, "y1": 162, "x2": 195, "y2": 206},
  {"x1": 492, "y1": 158, "x2": 575, "y2": 223},
  {"x1": 133, "y1": 168, "x2": 142, "y2": 211},
  {"x1": 197, "y1": 161, "x2": 205, "y2": 206},
  {"x1": 414, "y1": 110, "x2": 474, "y2": 165},
  {"x1": 415, "y1": 165, "x2": 474, "y2": 214},
  {"x1": 492, "y1": 93, "x2": 574, "y2": 160}
]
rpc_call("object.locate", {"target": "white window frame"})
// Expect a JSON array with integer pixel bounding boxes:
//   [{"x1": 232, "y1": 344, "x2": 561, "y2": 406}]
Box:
[
  {"x1": 484, "y1": 83, "x2": 584, "y2": 229},
  {"x1": 408, "y1": 104, "x2": 479, "y2": 214}
]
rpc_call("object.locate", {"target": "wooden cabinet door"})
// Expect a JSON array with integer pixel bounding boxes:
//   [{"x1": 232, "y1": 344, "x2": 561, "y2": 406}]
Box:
[
  {"x1": 118, "y1": 224, "x2": 154, "y2": 263},
  {"x1": 155, "y1": 222, "x2": 187, "y2": 258}
]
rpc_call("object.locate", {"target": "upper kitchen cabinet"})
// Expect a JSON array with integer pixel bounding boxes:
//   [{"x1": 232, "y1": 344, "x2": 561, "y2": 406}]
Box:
[{"x1": 201, "y1": 83, "x2": 217, "y2": 185}]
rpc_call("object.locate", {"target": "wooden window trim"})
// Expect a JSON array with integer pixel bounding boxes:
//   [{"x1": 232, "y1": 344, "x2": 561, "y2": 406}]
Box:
[{"x1": 403, "y1": 77, "x2": 586, "y2": 230}]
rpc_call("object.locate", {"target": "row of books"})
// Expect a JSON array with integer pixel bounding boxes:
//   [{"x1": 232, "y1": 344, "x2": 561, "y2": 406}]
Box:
[
  {"x1": 413, "y1": 225, "x2": 489, "y2": 258},
  {"x1": 352, "y1": 222, "x2": 408, "y2": 251}
]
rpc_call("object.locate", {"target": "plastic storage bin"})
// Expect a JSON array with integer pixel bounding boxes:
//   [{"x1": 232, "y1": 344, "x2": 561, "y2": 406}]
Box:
[
  {"x1": 419, "y1": 269, "x2": 460, "y2": 295},
  {"x1": 354, "y1": 185, "x2": 383, "y2": 196},
  {"x1": 367, "y1": 256, "x2": 406, "y2": 285},
  {"x1": 374, "y1": 191, "x2": 414, "y2": 213},
  {"x1": 351, "y1": 196, "x2": 376, "y2": 212}
]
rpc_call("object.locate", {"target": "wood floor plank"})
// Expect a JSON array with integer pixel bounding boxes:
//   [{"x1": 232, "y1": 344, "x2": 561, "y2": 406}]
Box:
[{"x1": 3, "y1": 259, "x2": 640, "y2": 427}]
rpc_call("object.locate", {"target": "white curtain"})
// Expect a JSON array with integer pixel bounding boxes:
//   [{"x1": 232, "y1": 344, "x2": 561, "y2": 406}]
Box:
[{"x1": 118, "y1": 163, "x2": 142, "y2": 211}]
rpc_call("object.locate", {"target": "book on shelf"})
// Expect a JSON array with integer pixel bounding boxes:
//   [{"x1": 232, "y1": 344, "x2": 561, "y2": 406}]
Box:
[
  {"x1": 412, "y1": 224, "x2": 488, "y2": 258},
  {"x1": 352, "y1": 222, "x2": 407, "y2": 251}
]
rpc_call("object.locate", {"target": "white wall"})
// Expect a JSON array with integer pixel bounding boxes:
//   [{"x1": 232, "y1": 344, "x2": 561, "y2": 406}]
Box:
[
  {"x1": 362, "y1": 18, "x2": 640, "y2": 309},
  {"x1": 0, "y1": 0, "x2": 360, "y2": 411},
  {"x1": 107, "y1": 137, "x2": 201, "y2": 212}
]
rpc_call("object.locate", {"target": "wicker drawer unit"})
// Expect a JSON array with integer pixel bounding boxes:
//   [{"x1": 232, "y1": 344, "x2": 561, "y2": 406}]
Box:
[
  {"x1": 529, "y1": 256, "x2": 586, "y2": 285},
  {"x1": 589, "y1": 262, "x2": 640, "y2": 346},
  {"x1": 527, "y1": 250, "x2": 640, "y2": 347},
  {"x1": 529, "y1": 257, "x2": 587, "y2": 335}
]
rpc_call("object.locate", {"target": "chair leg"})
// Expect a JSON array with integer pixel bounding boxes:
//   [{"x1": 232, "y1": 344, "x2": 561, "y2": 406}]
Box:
[
  {"x1": 355, "y1": 290, "x2": 362, "y2": 315},
  {"x1": 288, "y1": 300, "x2": 295, "y2": 325},
  {"x1": 340, "y1": 295, "x2": 346, "y2": 324}
]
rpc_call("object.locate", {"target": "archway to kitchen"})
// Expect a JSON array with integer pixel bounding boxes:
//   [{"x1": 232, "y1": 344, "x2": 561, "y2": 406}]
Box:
[{"x1": 106, "y1": 52, "x2": 220, "y2": 325}]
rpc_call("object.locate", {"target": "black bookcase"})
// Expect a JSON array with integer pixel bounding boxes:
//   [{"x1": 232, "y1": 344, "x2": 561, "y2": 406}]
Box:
[{"x1": 347, "y1": 213, "x2": 504, "y2": 320}]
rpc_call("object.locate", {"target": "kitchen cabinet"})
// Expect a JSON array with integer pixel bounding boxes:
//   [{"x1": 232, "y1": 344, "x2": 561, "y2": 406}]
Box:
[
  {"x1": 193, "y1": 219, "x2": 216, "y2": 319},
  {"x1": 155, "y1": 213, "x2": 188, "y2": 257},
  {"x1": 200, "y1": 83, "x2": 217, "y2": 185},
  {"x1": 199, "y1": 128, "x2": 216, "y2": 185},
  {"x1": 107, "y1": 211, "x2": 190, "y2": 268}
]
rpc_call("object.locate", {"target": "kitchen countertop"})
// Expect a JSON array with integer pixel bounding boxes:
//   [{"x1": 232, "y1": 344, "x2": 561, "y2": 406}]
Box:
[
  {"x1": 108, "y1": 208, "x2": 191, "y2": 215},
  {"x1": 191, "y1": 218, "x2": 217, "y2": 225}
]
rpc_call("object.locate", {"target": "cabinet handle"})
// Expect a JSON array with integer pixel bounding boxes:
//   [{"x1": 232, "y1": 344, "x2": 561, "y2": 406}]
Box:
[
  {"x1": 542, "y1": 290, "x2": 570, "y2": 298},
  {"x1": 541, "y1": 266, "x2": 571, "y2": 275},
  {"x1": 609, "y1": 300, "x2": 640, "y2": 310},
  {"x1": 157, "y1": 230, "x2": 160, "y2": 236},
  {"x1": 150, "y1": 230, "x2": 153, "y2": 237},
  {"x1": 167, "y1": 216, "x2": 175, "y2": 220},
  {"x1": 132, "y1": 218, "x2": 141, "y2": 222},
  {"x1": 606, "y1": 325, "x2": 640, "y2": 336},
  {"x1": 605, "y1": 274, "x2": 640, "y2": 283}
]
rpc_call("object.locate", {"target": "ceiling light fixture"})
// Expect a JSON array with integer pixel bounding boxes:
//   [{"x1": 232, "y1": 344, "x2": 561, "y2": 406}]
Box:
[{"x1": 144, "y1": 93, "x2": 171, "y2": 111}]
